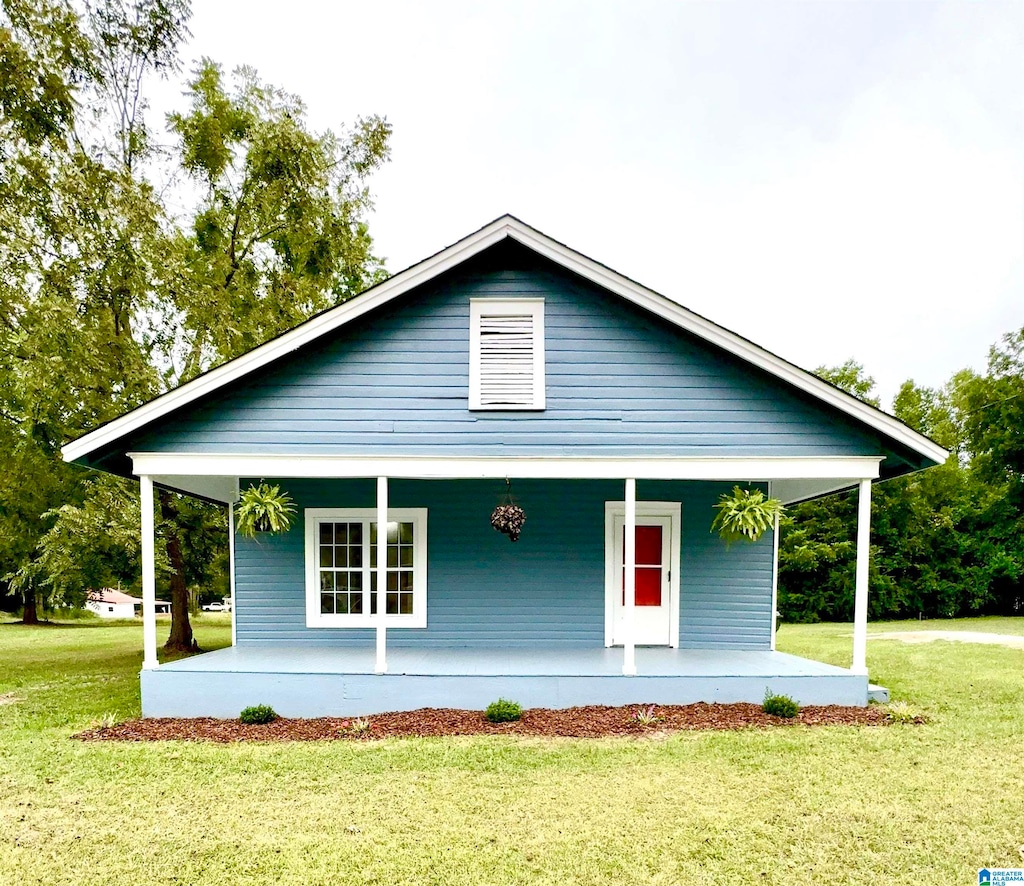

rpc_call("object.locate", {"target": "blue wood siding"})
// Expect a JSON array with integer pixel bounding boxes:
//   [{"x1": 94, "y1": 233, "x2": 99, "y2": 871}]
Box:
[
  {"x1": 234, "y1": 478, "x2": 773, "y2": 650},
  {"x1": 132, "y1": 250, "x2": 886, "y2": 458}
]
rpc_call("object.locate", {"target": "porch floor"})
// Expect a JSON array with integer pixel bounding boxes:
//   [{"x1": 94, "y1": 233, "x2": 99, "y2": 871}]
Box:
[
  {"x1": 158, "y1": 644, "x2": 850, "y2": 678},
  {"x1": 143, "y1": 645, "x2": 869, "y2": 717}
]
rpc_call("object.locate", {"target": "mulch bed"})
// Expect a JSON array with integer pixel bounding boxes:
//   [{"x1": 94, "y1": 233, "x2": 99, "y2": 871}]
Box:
[{"x1": 74, "y1": 702, "x2": 892, "y2": 743}]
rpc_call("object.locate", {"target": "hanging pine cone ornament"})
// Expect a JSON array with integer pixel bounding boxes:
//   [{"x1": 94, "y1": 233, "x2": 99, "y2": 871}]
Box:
[{"x1": 490, "y1": 503, "x2": 526, "y2": 542}]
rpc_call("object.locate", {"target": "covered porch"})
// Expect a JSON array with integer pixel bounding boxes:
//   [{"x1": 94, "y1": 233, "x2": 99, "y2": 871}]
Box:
[
  {"x1": 130, "y1": 454, "x2": 883, "y2": 716},
  {"x1": 142, "y1": 644, "x2": 871, "y2": 717}
]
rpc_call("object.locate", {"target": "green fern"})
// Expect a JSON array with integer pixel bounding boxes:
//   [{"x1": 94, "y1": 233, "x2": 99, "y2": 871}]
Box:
[
  {"x1": 711, "y1": 486, "x2": 784, "y2": 544},
  {"x1": 235, "y1": 483, "x2": 296, "y2": 539}
]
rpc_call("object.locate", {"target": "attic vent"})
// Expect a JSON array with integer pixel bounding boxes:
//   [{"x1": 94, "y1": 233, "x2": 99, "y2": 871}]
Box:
[{"x1": 469, "y1": 299, "x2": 545, "y2": 410}]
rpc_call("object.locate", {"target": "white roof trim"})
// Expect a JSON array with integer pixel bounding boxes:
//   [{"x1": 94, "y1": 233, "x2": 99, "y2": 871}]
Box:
[
  {"x1": 63, "y1": 215, "x2": 948, "y2": 466},
  {"x1": 131, "y1": 452, "x2": 883, "y2": 483}
]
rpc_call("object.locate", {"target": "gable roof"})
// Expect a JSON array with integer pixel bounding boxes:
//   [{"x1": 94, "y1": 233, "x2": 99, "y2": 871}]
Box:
[
  {"x1": 89, "y1": 588, "x2": 141, "y2": 605},
  {"x1": 62, "y1": 214, "x2": 948, "y2": 468},
  {"x1": 88, "y1": 588, "x2": 169, "y2": 605}
]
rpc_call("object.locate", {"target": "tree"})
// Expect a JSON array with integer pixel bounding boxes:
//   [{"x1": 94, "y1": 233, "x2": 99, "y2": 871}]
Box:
[
  {"x1": 0, "y1": 0, "x2": 188, "y2": 622},
  {"x1": 814, "y1": 359, "x2": 880, "y2": 408},
  {"x1": 164, "y1": 60, "x2": 391, "y2": 378},
  {"x1": 779, "y1": 348, "x2": 1024, "y2": 623},
  {"x1": 139, "y1": 61, "x2": 391, "y2": 649},
  {"x1": 2, "y1": 4, "x2": 392, "y2": 651},
  {"x1": 777, "y1": 361, "x2": 880, "y2": 621},
  {"x1": 960, "y1": 328, "x2": 1024, "y2": 492},
  {"x1": 957, "y1": 329, "x2": 1024, "y2": 612},
  {"x1": 31, "y1": 474, "x2": 151, "y2": 605}
]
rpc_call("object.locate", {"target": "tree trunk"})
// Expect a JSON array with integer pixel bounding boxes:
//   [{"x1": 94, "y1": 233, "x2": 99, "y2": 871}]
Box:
[
  {"x1": 159, "y1": 489, "x2": 199, "y2": 653},
  {"x1": 21, "y1": 589, "x2": 39, "y2": 625}
]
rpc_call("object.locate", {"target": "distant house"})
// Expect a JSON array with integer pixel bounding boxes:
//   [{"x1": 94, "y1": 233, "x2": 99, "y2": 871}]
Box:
[
  {"x1": 63, "y1": 216, "x2": 946, "y2": 717},
  {"x1": 86, "y1": 589, "x2": 169, "y2": 619}
]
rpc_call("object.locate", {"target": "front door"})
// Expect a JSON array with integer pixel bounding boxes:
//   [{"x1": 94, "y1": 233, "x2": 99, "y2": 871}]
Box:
[{"x1": 609, "y1": 514, "x2": 673, "y2": 646}]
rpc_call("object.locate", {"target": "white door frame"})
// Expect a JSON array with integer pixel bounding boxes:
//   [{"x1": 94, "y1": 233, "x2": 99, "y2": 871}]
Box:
[{"x1": 604, "y1": 501, "x2": 682, "y2": 648}]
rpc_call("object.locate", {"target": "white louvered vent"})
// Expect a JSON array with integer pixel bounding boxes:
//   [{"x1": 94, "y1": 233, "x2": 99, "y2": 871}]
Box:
[
  {"x1": 469, "y1": 299, "x2": 545, "y2": 410},
  {"x1": 479, "y1": 314, "x2": 535, "y2": 405}
]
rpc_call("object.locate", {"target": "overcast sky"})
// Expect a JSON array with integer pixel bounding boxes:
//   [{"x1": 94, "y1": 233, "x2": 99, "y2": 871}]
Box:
[{"x1": 155, "y1": 1, "x2": 1023, "y2": 406}]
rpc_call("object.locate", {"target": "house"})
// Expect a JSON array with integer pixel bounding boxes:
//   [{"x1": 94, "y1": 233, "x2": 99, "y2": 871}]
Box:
[
  {"x1": 86, "y1": 588, "x2": 139, "y2": 619},
  {"x1": 85, "y1": 588, "x2": 170, "y2": 619},
  {"x1": 62, "y1": 216, "x2": 946, "y2": 717}
]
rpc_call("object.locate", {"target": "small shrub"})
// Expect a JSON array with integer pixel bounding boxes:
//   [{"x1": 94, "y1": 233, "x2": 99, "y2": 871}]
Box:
[
  {"x1": 630, "y1": 705, "x2": 662, "y2": 727},
  {"x1": 340, "y1": 717, "x2": 372, "y2": 735},
  {"x1": 485, "y1": 698, "x2": 522, "y2": 723},
  {"x1": 89, "y1": 711, "x2": 120, "y2": 730},
  {"x1": 239, "y1": 704, "x2": 277, "y2": 725},
  {"x1": 886, "y1": 701, "x2": 928, "y2": 725},
  {"x1": 762, "y1": 689, "x2": 799, "y2": 719}
]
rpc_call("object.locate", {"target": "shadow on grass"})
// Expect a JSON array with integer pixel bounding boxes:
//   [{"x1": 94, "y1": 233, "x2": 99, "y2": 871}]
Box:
[{"x1": 0, "y1": 619, "x2": 141, "y2": 629}]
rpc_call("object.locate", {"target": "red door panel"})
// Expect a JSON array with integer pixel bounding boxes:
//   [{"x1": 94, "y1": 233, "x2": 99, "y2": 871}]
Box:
[
  {"x1": 635, "y1": 526, "x2": 662, "y2": 565},
  {"x1": 635, "y1": 567, "x2": 662, "y2": 606},
  {"x1": 621, "y1": 525, "x2": 664, "y2": 606}
]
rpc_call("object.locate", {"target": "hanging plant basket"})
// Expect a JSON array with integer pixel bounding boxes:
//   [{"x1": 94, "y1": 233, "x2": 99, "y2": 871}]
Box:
[
  {"x1": 235, "y1": 482, "x2": 296, "y2": 539},
  {"x1": 711, "y1": 485, "x2": 784, "y2": 545},
  {"x1": 491, "y1": 480, "x2": 526, "y2": 542}
]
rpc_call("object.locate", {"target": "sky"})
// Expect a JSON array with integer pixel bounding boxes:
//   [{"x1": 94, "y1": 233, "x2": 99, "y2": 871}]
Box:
[{"x1": 152, "y1": 0, "x2": 1023, "y2": 406}]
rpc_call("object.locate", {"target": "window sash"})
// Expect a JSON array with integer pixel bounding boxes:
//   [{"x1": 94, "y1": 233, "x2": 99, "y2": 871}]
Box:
[{"x1": 305, "y1": 508, "x2": 427, "y2": 628}]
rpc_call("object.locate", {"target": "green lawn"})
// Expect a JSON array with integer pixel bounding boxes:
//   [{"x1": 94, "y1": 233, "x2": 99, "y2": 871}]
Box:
[{"x1": 1, "y1": 616, "x2": 1022, "y2": 885}]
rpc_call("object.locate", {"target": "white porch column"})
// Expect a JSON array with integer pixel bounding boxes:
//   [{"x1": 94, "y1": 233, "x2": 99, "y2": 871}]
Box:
[
  {"x1": 622, "y1": 478, "x2": 637, "y2": 676},
  {"x1": 375, "y1": 476, "x2": 388, "y2": 674},
  {"x1": 228, "y1": 501, "x2": 237, "y2": 647},
  {"x1": 770, "y1": 510, "x2": 780, "y2": 652},
  {"x1": 140, "y1": 475, "x2": 158, "y2": 670},
  {"x1": 851, "y1": 478, "x2": 872, "y2": 675}
]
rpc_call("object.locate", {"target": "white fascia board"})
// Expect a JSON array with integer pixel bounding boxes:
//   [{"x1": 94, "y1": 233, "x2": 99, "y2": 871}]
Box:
[
  {"x1": 130, "y1": 453, "x2": 882, "y2": 482},
  {"x1": 501, "y1": 224, "x2": 949, "y2": 466},
  {"x1": 64, "y1": 213, "x2": 947, "y2": 467},
  {"x1": 62, "y1": 219, "x2": 515, "y2": 464}
]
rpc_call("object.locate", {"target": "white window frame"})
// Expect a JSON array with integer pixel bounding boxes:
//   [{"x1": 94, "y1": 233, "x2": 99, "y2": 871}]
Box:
[
  {"x1": 469, "y1": 298, "x2": 546, "y2": 411},
  {"x1": 304, "y1": 507, "x2": 428, "y2": 628}
]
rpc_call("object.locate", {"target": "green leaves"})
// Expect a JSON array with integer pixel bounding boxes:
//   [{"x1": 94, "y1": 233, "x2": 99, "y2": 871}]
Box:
[
  {"x1": 960, "y1": 328, "x2": 1024, "y2": 490},
  {"x1": 779, "y1": 351, "x2": 1024, "y2": 623},
  {"x1": 813, "y1": 359, "x2": 880, "y2": 408},
  {"x1": 711, "y1": 486, "x2": 784, "y2": 545},
  {"x1": 165, "y1": 61, "x2": 392, "y2": 382},
  {"x1": 0, "y1": 0, "x2": 95, "y2": 148},
  {"x1": 29, "y1": 475, "x2": 150, "y2": 608},
  {"x1": 235, "y1": 483, "x2": 296, "y2": 539},
  {"x1": 0, "y1": 6, "x2": 388, "y2": 619}
]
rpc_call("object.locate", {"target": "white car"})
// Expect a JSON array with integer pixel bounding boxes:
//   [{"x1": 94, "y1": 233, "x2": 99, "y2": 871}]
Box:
[{"x1": 202, "y1": 601, "x2": 230, "y2": 612}]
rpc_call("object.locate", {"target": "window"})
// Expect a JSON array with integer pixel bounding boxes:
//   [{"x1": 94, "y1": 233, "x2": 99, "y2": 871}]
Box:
[
  {"x1": 305, "y1": 508, "x2": 427, "y2": 628},
  {"x1": 469, "y1": 298, "x2": 545, "y2": 410}
]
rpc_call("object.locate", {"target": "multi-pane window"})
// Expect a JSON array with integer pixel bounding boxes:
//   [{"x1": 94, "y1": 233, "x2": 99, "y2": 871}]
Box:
[{"x1": 305, "y1": 508, "x2": 427, "y2": 628}]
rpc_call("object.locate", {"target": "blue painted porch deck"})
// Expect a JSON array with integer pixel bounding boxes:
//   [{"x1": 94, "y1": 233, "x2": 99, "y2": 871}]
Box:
[{"x1": 142, "y1": 646, "x2": 868, "y2": 717}]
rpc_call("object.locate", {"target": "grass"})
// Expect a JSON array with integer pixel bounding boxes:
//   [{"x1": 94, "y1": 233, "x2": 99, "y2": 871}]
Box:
[{"x1": 1, "y1": 615, "x2": 1022, "y2": 884}]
